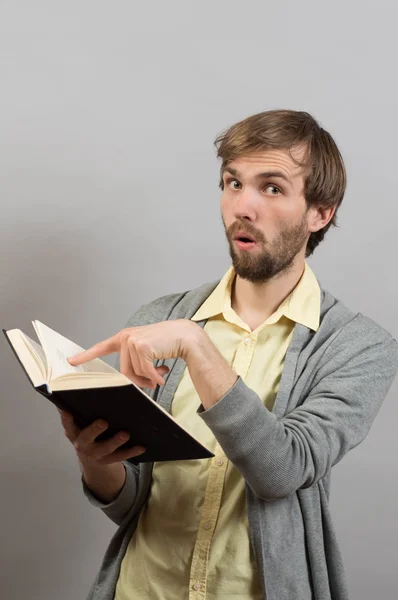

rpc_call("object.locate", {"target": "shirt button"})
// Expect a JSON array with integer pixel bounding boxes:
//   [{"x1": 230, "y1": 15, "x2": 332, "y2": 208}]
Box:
[
  {"x1": 244, "y1": 337, "x2": 250, "y2": 345},
  {"x1": 193, "y1": 582, "x2": 201, "y2": 590},
  {"x1": 215, "y1": 457, "x2": 224, "y2": 466},
  {"x1": 204, "y1": 521, "x2": 211, "y2": 530}
]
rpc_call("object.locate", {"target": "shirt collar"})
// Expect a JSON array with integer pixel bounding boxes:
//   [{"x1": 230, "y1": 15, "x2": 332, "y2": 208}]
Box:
[{"x1": 191, "y1": 261, "x2": 320, "y2": 332}]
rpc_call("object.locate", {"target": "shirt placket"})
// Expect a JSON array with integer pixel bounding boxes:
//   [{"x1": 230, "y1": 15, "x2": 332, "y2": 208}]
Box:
[
  {"x1": 189, "y1": 442, "x2": 228, "y2": 599},
  {"x1": 188, "y1": 332, "x2": 256, "y2": 599}
]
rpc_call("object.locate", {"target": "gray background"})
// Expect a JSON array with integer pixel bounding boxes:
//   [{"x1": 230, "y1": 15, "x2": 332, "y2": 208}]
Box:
[{"x1": 1, "y1": 1, "x2": 397, "y2": 598}]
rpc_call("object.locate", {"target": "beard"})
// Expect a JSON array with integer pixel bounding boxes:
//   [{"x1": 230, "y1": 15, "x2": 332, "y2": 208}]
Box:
[{"x1": 223, "y1": 209, "x2": 310, "y2": 284}]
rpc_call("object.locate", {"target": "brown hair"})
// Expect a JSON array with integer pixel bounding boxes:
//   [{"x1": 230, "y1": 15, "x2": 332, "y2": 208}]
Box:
[{"x1": 214, "y1": 109, "x2": 346, "y2": 257}]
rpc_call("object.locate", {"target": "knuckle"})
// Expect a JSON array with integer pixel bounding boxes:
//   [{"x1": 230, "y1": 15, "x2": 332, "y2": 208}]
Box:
[
  {"x1": 135, "y1": 338, "x2": 146, "y2": 350},
  {"x1": 121, "y1": 330, "x2": 131, "y2": 342}
]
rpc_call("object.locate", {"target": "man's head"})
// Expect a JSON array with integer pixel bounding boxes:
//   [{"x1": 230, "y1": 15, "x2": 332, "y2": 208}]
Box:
[{"x1": 215, "y1": 109, "x2": 346, "y2": 283}]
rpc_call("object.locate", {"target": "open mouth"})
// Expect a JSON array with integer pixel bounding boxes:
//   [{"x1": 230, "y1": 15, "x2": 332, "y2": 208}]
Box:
[{"x1": 234, "y1": 237, "x2": 257, "y2": 249}]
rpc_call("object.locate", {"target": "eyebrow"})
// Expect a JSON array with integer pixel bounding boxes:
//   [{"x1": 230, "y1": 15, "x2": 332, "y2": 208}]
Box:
[{"x1": 223, "y1": 166, "x2": 291, "y2": 184}]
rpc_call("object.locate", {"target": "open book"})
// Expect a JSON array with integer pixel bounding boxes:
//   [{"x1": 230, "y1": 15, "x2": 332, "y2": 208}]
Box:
[{"x1": 3, "y1": 321, "x2": 214, "y2": 463}]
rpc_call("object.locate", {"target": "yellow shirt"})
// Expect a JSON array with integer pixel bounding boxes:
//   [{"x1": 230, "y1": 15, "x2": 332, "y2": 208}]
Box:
[{"x1": 115, "y1": 262, "x2": 320, "y2": 600}]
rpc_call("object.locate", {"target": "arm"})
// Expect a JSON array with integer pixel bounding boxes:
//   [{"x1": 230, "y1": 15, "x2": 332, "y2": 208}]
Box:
[
  {"x1": 81, "y1": 461, "x2": 126, "y2": 504},
  {"x1": 81, "y1": 461, "x2": 140, "y2": 526},
  {"x1": 187, "y1": 318, "x2": 398, "y2": 501},
  {"x1": 58, "y1": 404, "x2": 145, "y2": 526}
]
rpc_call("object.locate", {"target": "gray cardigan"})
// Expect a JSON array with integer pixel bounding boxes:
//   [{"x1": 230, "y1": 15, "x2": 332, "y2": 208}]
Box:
[{"x1": 82, "y1": 276, "x2": 398, "y2": 600}]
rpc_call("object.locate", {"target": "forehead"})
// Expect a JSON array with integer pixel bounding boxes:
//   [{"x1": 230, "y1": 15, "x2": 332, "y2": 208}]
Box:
[{"x1": 224, "y1": 148, "x2": 307, "y2": 181}]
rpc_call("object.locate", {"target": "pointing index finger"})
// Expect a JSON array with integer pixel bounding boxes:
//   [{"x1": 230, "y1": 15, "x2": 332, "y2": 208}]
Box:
[{"x1": 68, "y1": 335, "x2": 120, "y2": 366}]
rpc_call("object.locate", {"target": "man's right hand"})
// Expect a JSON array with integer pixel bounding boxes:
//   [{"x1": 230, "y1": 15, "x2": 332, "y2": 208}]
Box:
[
  {"x1": 58, "y1": 408, "x2": 145, "y2": 503},
  {"x1": 58, "y1": 408, "x2": 145, "y2": 466}
]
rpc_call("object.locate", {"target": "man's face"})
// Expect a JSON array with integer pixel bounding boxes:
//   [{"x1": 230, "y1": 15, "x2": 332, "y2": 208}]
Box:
[{"x1": 220, "y1": 148, "x2": 313, "y2": 284}]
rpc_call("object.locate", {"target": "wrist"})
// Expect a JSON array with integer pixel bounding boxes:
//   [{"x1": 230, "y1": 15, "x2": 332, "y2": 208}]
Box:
[
  {"x1": 79, "y1": 459, "x2": 125, "y2": 479},
  {"x1": 181, "y1": 322, "x2": 207, "y2": 363},
  {"x1": 80, "y1": 461, "x2": 127, "y2": 504}
]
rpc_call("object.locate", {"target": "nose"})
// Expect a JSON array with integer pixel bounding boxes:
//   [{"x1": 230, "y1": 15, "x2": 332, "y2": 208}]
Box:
[{"x1": 233, "y1": 187, "x2": 259, "y2": 220}]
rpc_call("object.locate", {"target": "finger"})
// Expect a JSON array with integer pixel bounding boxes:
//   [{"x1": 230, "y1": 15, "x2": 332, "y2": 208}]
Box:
[
  {"x1": 77, "y1": 418, "x2": 109, "y2": 446},
  {"x1": 128, "y1": 340, "x2": 145, "y2": 379},
  {"x1": 120, "y1": 342, "x2": 151, "y2": 387},
  {"x1": 128, "y1": 342, "x2": 157, "y2": 389},
  {"x1": 89, "y1": 430, "x2": 134, "y2": 460},
  {"x1": 58, "y1": 408, "x2": 81, "y2": 441},
  {"x1": 157, "y1": 365, "x2": 170, "y2": 377},
  {"x1": 67, "y1": 335, "x2": 120, "y2": 366},
  {"x1": 130, "y1": 341, "x2": 165, "y2": 387},
  {"x1": 98, "y1": 444, "x2": 147, "y2": 465},
  {"x1": 120, "y1": 340, "x2": 137, "y2": 382}
]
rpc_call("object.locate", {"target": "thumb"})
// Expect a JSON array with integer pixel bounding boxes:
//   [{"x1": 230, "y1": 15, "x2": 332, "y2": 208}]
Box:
[{"x1": 156, "y1": 365, "x2": 170, "y2": 376}]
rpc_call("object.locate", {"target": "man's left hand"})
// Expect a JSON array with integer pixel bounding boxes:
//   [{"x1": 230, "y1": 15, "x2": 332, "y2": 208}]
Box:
[{"x1": 67, "y1": 319, "x2": 200, "y2": 390}]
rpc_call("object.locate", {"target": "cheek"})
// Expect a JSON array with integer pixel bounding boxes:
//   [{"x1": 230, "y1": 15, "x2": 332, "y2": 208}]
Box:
[
  {"x1": 268, "y1": 202, "x2": 299, "y2": 226},
  {"x1": 220, "y1": 195, "x2": 231, "y2": 219}
]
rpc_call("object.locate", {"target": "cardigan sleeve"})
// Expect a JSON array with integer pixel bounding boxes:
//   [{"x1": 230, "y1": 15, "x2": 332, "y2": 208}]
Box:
[
  {"x1": 197, "y1": 316, "x2": 398, "y2": 501},
  {"x1": 81, "y1": 461, "x2": 140, "y2": 526}
]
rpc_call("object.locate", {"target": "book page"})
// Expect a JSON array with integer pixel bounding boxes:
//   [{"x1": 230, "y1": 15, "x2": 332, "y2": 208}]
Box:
[
  {"x1": 5, "y1": 329, "x2": 46, "y2": 387},
  {"x1": 32, "y1": 320, "x2": 119, "y2": 382},
  {"x1": 21, "y1": 333, "x2": 48, "y2": 379}
]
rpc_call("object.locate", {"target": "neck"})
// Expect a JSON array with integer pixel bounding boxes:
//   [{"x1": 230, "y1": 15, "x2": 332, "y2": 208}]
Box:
[{"x1": 231, "y1": 259, "x2": 306, "y2": 323}]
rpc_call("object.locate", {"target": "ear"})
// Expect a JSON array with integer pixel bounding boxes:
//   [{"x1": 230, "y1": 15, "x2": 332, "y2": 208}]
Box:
[{"x1": 308, "y1": 205, "x2": 336, "y2": 233}]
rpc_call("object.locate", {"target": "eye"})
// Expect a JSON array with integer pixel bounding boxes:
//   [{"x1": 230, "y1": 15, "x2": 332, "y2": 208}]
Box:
[
  {"x1": 225, "y1": 178, "x2": 241, "y2": 190},
  {"x1": 264, "y1": 184, "x2": 281, "y2": 195}
]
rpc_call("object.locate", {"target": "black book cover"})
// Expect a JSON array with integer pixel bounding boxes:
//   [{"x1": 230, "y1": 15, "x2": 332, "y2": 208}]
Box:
[{"x1": 3, "y1": 328, "x2": 214, "y2": 463}]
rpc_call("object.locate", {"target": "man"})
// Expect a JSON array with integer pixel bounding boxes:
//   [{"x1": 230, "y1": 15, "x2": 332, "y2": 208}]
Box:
[{"x1": 61, "y1": 109, "x2": 398, "y2": 600}]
